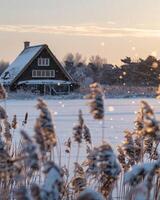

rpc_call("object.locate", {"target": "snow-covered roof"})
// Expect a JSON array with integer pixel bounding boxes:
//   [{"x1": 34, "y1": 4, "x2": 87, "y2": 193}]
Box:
[
  {"x1": 0, "y1": 45, "x2": 44, "y2": 84},
  {"x1": 18, "y1": 80, "x2": 72, "y2": 85}
]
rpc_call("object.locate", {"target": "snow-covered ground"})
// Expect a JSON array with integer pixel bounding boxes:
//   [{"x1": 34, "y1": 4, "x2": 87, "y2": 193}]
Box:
[{"x1": 4, "y1": 98, "x2": 160, "y2": 165}]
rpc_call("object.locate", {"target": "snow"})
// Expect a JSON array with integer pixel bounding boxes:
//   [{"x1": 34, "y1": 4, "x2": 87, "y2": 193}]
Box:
[
  {"x1": 43, "y1": 166, "x2": 61, "y2": 192},
  {"x1": 2, "y1": 98, "x2": 160, "y2": 166},
  {"x1": 124, "y1": 162, "x2": 157, "y2": 184},
  {"x1": 18, "y1": 80, "x2": 72, "y2": 85},
  {"x1": 0, "y1": 45, "x2": 43, "y2": 84},
  {"x1": 78, "y1": 188, "x2": 105, "y2": 200}
]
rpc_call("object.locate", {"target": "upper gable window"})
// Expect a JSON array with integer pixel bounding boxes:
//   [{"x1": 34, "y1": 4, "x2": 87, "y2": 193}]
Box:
[{"x1": 38, "y1": 58, "x2": 50, "y2": 66}]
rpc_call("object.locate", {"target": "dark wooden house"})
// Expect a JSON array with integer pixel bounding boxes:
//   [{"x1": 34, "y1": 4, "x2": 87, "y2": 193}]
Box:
[{"x1": 0, "y1": 42, "x2": 77, "y2": 95}]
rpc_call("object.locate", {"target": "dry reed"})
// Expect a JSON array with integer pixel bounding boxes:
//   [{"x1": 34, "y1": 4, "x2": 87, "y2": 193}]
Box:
[{"x1": 0, "y1": 83, "x2": 158, "y2": 200}]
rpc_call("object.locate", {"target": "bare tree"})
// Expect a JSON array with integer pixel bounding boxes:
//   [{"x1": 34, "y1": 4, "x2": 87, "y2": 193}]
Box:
[{"x1": 89, "y1": 55, "x2": 107, "y2": 68}]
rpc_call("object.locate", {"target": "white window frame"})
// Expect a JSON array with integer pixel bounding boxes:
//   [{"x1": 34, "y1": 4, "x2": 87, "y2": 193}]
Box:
[
  {"x1": 38, "y1": 58, "x2": 50, "y2": 66},
  {"x1": 32, "y1": 70, "x2": 55, "y2": 78},
  {"x1": 45, "y1": 58, "x2": 50, "y2": 66},
  {"x1": 32, "y1": 70, "x2": 37, "y2": 77}
]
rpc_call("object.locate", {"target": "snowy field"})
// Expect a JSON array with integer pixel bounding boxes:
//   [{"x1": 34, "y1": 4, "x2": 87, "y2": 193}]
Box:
[{"x1": 4, "y1": 98, "x2": 160, "y2": 165}]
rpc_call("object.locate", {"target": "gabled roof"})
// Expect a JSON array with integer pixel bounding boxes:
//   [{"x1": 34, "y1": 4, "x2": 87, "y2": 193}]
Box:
[
  {"x1": 0, "y1": 44, "x2": 74, "y2": 85},
  {"x1": 1, "y1": 45, "x2": 44, "y2": 84}
]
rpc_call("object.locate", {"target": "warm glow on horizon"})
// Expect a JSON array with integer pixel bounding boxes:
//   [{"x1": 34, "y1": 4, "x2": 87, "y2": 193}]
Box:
[{"x1": 1, "y1": 0, "x2": 160, "y2": 65}]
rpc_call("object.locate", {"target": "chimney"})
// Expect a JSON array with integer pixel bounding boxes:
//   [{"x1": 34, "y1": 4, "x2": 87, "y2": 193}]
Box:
[{"x1": 24, "y1": 41, "x2": 30, "y2": 49}]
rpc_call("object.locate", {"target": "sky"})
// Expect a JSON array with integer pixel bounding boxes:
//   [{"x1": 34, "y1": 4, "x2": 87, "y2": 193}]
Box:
[{"x1": 1, "y1": 0, "x2": 160, "y2": 65}]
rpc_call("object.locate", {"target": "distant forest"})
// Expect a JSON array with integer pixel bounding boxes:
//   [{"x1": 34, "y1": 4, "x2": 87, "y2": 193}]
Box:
[
  {"x1": 1, "y1": 54, "x2": 160, "y2": 88},
  {"x1": 63, "y1": 54, "x2": 160, "y2": 87}
]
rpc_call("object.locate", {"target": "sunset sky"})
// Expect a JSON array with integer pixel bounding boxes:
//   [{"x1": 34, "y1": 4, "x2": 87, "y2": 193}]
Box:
[{"x1": 1, "y1": 0, "x2": 160, "y2": 65}]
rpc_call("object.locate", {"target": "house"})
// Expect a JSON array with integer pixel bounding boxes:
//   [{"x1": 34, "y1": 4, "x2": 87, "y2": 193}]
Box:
[{"x1": 0, "y1": 42, "x2": 77, "y2": 95}]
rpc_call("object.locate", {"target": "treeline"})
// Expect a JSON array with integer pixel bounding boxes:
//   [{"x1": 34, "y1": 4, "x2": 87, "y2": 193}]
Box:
[
  {"x1": 63, "y1": 53, "x2": 160, "y2": 87},
  {"x1": 1, "y1": 55, "x2": 159, "y2": 87}
]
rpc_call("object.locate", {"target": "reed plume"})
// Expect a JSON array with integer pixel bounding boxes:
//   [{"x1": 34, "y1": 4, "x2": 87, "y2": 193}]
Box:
[
  {"x1": 71, "y1": 162, "x2": 86, "y2": 196},
  {"x1": 83, "y1": 124, "x2": 92, "y2": 145},
  {"x1": 85, "y1": 142, "x2": 121, "y2": 198},
  {"x1": 35, "y1": 98, "x2": 57, "y2": 153},
  {"x1": 73, "y1": 110, "x2": 83, "y2": 144},
  {"x1": 22, "y1": 112, "x2": 28, "y2": 126},
  {"x1": 34, "y1": 119, "x2": 46, "y2": 157},
  {"x1": 12, "y1": 114, "x2": 17, "y2": 129},
  {"x1": 124, "y1": 160, "x2": 160, "y2": 199},
  {"x1": 117, "y1": 145, "x2": 128, "y2": 171},
  {"x1": 20, "y1": 130, "x2": 39, "y2": 172},
  {"x1": 122, "y1": 130, "x2": 135, "y2": 166},
  {"x1": 87, "y1": 83, "x2": 104, "y2": 120},
  {"x1": 64, "y1": 137, "x2": 71, "y2": 154}
]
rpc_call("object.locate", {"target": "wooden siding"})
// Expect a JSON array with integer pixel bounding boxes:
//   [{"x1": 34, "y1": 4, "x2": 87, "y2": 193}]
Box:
[{"x1": 14, "y1": 47, "x2": 69, "y2": 85}]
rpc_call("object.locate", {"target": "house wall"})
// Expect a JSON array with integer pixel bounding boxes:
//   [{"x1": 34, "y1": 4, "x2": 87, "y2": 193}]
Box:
[{"x1": 14, "y1": 47, "x2": 69, "y2": 85}]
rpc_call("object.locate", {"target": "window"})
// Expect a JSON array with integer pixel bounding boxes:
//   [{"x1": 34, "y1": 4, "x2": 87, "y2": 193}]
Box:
[
  {"x1": 32, "y1": 70, "x2": 55, "y2": 78},
  {"x1": 38, "y1": 58, "x2": 50, "y2": 66},
  {"x1": 46, "y1": 59, "x2": 50, "y2": 66},
  {"x1": 37, "y1": 70, "x2": 41, "y2": 77},
  {"x1": 32, "y1": 70, "x2": 36, "y2": 77},
  {"x1": 50, "y1": 70, "x2": 55, "y2": 77}
]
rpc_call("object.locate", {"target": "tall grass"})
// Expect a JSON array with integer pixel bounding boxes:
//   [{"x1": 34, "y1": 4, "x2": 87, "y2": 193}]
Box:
[{"x1": 0, "y1": 83, "x2": 159, "y2": 200}]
